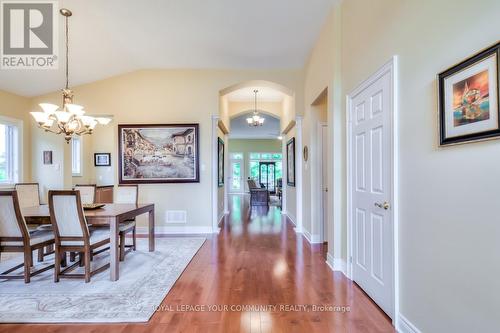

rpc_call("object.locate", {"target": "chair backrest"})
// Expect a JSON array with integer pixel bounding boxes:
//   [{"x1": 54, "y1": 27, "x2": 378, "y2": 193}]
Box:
[
  {"x1": 15, "y1": 183, "x2": 40, "y2": 208},
  {"x1": 49, "y1": 190, "x2": 88, "y2": 240},
  {"x1": 74, "y1": 185, "x2": 96, "y2": 204},
  {"x1": 247, "y1": 179, "x2": 258, "y2": 189},
  {"x1": 0, "y1": 191, "x2": 29, "y2": 241},
  {"x1": 115, "y1": 185, "x2": 138, "y2": 204}
]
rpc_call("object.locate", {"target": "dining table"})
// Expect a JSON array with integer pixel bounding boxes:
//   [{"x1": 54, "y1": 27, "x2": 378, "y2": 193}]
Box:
[{"x1": 22, "y1": 203, "x2": 155, "y2": 282}]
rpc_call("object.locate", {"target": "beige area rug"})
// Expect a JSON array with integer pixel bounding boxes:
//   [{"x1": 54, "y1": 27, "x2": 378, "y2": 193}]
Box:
[{"x1": 0, "y1": 237, "x2": 205, "y2": 323}]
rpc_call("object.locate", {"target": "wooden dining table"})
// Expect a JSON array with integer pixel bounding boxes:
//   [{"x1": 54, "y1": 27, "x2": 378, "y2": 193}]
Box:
[{"x1": 22, "y1": 203, "x2": 155, "y2": 282}]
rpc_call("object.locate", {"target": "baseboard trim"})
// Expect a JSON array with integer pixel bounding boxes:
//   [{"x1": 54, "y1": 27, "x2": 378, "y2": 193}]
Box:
[
  {"x1": 218, "y1": 213, "x2": 226, "y2": 226},
  {"x1": 303, "y1": 229, "x2": 322, "y2": 244},
  {"x1": 326, "y1": 253, "x2": 347, "y2": 277},
  {"x1": 283, "y1": 213, "x2": 296, "y2": 226},
  {"x1": 397, "y1": 314, "x2": 421, "y2": 333},
  {"x1": 137, "y1": 226, "x2": 215, "y2": 235}
]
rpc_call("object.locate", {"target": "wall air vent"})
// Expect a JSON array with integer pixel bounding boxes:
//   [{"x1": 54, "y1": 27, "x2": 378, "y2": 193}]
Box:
[{"x1": 166, "y1": 210, "x2": 187, "y2": 224}]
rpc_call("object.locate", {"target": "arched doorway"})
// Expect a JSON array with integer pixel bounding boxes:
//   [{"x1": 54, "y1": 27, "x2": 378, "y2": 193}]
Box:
[{"x1": 212, "y1": 80, "x2": 298, "y2": 233}]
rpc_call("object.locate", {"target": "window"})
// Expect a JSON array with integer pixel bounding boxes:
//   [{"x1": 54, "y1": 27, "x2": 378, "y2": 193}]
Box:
[
  {"x1": 72, "y1": 137, "x2": 82, "y2": 176},
  {"x1": 0, "y1": 118, "x2": 20, "y2": 184},
  {"x1": 248, "y1": 152, "x2": 283, "y2": 181},
  {"x1": 230, "y1": 153, "x2": 243, "y2": 160}
]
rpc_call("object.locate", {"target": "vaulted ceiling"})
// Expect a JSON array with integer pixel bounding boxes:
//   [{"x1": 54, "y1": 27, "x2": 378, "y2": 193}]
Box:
[{"x1": 0, "y1": 0, "x2": 337, "y2": 96}]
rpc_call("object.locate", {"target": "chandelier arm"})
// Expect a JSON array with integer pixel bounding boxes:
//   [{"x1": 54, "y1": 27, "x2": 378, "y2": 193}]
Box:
[
  {"x1": 39, "y1": 125, "x2": 62, "y2": 135},
  {"x1": 75, "y1": 128, "x2": 91, "y2": 136}
]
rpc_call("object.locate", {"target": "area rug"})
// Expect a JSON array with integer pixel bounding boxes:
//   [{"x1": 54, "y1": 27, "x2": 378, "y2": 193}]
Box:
[{"x1": 0, "y1": 237, "x2": 205, "y2": 323}]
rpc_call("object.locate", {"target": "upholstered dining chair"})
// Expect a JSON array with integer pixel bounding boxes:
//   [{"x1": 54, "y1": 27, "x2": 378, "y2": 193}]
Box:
[
  {"x1": 115, "y1": 185, "x2": 138, "y2": 261},
  {"x1": 14, "y1": 183, "x2": 40, "y2": 208},
  {"x1": 49, "y1": 190, "x2": 110, "y2": 283},
  {"x1": 0, "y1": 191, "x2": 55, "y2": 283},
  {"x1": 74, "y1": 184, "x2": 96, "y2": 205},
  {"x1": 16, "y1": 182, "x2": 55, "y2": 260}
]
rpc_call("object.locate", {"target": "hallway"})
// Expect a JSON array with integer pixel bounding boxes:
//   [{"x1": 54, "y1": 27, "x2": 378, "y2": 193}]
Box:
[
  {"x1": 1, "y1": 195, "x2": 394, "y2": 333},
  {"x1": 155, "y1": 194, "x2": 395, "y2": 332}
]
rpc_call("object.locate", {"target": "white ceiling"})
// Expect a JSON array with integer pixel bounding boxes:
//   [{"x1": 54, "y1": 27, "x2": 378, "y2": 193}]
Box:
[
  {"x1": 0, "y1": 0, "x2": 337, "y2": 96},
  {"x1": 230, "y1": 112, "x2": 280, "y2": 139}
]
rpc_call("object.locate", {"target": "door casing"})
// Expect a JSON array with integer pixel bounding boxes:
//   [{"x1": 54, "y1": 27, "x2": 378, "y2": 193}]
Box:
[{"x1": 346, "y1": 56, "x2": 399, "y2": 325}]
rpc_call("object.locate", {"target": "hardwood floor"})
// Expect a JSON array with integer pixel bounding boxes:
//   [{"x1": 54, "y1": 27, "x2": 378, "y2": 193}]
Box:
[{"x1": 1, "y1": 194, "x2": 395, "y2": 333}]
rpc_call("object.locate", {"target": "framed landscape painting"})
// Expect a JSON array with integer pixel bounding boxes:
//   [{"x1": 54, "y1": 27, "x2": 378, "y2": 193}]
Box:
[
  {"x1": 286, "y1": 137, "x2": 295, "y2": 186},
  {"x1": 118, "y1": 124, "x2": 200, "y2": 184},
  {"x1": 218, "y1": 138, "x2": 224, "y2": 187},
  {"x1": 438, "y1": 42, "x2": 500, "y2": 146}
]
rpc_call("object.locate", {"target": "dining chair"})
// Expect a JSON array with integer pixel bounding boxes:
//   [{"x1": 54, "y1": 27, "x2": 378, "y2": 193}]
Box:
[
  {"x1": 115, "y1": 185, "x2": 138, "y2": 261},
  {"x1": 0, "y1": 191, "x2": 55, "y2": 283},
  {"x1": 74, "y1": 184, "x2": 96, "y2": 205},
  {"x1": 16, "y1": 182, "x2": 55, "y2": 260},
  {"x1": 14, "y1": 183, "x2": 40, "y2": 208},
  {"x1": 49, "y1": 190, "x2": 110, "y2": 283}
]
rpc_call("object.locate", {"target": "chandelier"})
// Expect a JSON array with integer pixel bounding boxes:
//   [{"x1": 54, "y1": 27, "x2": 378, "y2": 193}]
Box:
[
  {"x1": 246, "y1": 90, "x2": 265, "y2": 126},
  {"x1": 30, "y1": 8, "x2": 111, "y2": 143}
]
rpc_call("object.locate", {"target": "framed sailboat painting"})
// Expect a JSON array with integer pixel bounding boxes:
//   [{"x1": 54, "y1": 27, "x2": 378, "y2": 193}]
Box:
[{"x1": 438, "y1": 42, "x2": 500, "y2": 146}]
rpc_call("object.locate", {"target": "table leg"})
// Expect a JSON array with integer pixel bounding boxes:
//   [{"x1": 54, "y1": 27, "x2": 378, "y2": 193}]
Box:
[
  {"x1": 149, "y1": 209, "x2": 155, "y2": 252},
  {"x1": 110, "y1": 216, "x2": 120, "y2": 281}
]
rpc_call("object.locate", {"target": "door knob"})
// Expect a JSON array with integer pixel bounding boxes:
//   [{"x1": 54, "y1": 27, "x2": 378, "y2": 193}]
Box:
[{"x1": 374, "y1": 202, "x2": 390, "y2": 210}]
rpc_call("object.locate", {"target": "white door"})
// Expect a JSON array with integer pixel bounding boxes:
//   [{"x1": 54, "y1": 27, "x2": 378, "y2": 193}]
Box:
[
  {"x1": 349, "y1": 63, "x2": 394, "y2": 318},
  {"x1": 320, "y1": 124, "x2": 328, "y2": 243}
]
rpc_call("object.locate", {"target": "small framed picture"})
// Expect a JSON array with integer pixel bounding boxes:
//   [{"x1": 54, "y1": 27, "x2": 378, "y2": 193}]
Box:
[
  {"x1": 43, "y1": 151, "x2": 52, "y2": 165},
  {"x1": 218, "y1": 138, "x2": 224, "y2": 187},
  {"x1": 286, "y1": 137, "x2": 295, "y2": 186},
  {"x1": 438, "y1": 42, "x2": 500, "y2": 146},
  {"x1": 94, "y1": 153, "x2": 111, "y2": 167}
]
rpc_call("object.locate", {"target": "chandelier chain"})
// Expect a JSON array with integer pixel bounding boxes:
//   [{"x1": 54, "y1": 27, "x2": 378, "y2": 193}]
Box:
[{"x1": 65, "y1": 14, "x2": 69, "y2": 89}]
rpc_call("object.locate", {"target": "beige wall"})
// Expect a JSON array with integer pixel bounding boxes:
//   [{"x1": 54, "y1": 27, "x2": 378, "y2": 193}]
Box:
[
  {"x1": 0, "y1": 90, "x2": 31, "y2": 183},
  {"x1": 300, "y1": 0, "x2": 500, "y2": 330},
  {"x1": 302, "y1": 94, "x2": 327, "y2": 239},
  {"x1": 30, "y1": 69, "x2": 302, "y2": 229},
  {"x1": 341, "y1": 0, "x2": 500, "y2": 331},
  {"x1": 301, "y1": 8, "x2": 342, "y2": 250}
]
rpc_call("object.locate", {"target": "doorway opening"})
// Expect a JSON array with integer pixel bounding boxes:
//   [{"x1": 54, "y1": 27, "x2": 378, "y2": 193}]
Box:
[
  {"x1": 309, "y1": 88, "x2": 329, "y2": 244},
  {"x1": 217, "y1": 80, "x2": 296, "y2": 230}
]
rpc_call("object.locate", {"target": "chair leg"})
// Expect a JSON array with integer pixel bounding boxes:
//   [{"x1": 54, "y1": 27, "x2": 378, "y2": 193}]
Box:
[
  {"x1": 79, "y1": 252, "x2": 85, "y2": 267},
  {"x1": 54, "y1": 247, "x2": 60, "y2": 282},
  {"x1": 37, "y1": 248, "x2": 44, "y2": 262},
  {"x1": 84, "y1": 250, "x2": 91, "y2": 283},
  {"x1": 119, "y1": 232, "x2": 125, "y2": 261},
  {"x1": 61, "y1": 251, "x2": 67, "y2": 267},
  {"x1": 23, "y1": 249, "x2": 31, "y2": 283},
  {"x1": 132, "y1": 227, "x2": 137, "y2": 251}
]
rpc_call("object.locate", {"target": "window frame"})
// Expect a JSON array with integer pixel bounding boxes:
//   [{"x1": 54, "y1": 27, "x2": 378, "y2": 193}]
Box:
[
  {"x1": 0, "y1": 115, "x2": 23, "y2": 186},
  {"x1": 71, "y1": 136, "x2": 83, "y2": 177}
]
